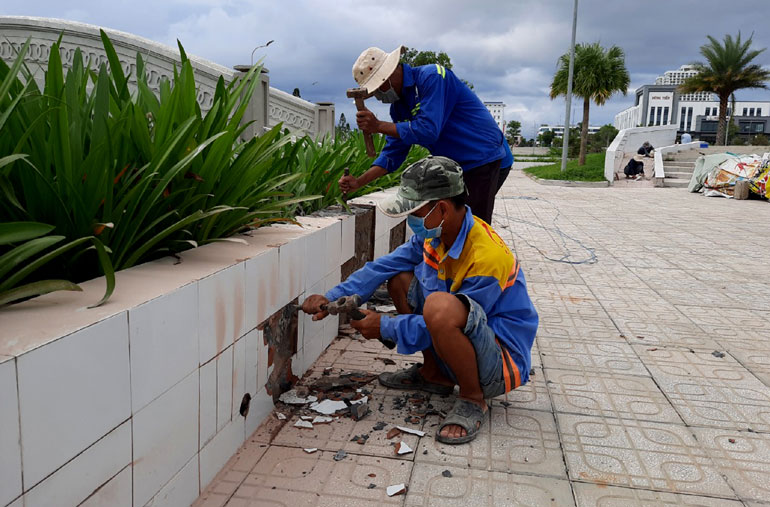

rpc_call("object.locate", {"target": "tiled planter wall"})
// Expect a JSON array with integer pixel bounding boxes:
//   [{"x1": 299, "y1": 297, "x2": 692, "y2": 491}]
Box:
[{"x1": 0, "y1": 192, "x2": 405, "y2": 507}]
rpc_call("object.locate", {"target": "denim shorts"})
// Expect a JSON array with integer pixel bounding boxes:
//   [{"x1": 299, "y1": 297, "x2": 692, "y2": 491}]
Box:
[{"x1": 408, "y1": 278, "x2": 507, "y2": 398}]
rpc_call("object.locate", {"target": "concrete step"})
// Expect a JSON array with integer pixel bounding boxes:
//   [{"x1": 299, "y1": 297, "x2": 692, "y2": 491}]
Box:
[
  {"x1": 664, "y1": 178, "x2": 690, "y2": 188},
  {"x1": 665, "y1": 171, "x2": 693, "y2": 180}
]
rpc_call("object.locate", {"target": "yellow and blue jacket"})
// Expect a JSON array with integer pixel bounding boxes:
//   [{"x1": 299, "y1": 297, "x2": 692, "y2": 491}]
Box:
[{"x1": 326, "y1": 207, "x2": 539, "y2": 389}]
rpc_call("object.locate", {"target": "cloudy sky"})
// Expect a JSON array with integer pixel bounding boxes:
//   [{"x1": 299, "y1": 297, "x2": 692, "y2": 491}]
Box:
[{"x1": 3, "y1": 0, "x2": 770, "y2": 137}]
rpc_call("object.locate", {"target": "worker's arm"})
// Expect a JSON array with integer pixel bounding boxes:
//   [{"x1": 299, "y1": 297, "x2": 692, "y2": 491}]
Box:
[{"x1": 395, "y1": 67, "x2": 457, "y2": 146}]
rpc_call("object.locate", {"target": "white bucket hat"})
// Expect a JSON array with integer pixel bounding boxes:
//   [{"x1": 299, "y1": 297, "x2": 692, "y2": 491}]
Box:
[{"x1": 352, "y1": 45, "x2": 404, "y2": 93}]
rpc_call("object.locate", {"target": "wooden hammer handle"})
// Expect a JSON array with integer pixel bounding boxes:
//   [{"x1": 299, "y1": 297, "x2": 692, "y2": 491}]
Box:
[{"x1": 354, "y1": 97, "x2": 376, "y2": 158}]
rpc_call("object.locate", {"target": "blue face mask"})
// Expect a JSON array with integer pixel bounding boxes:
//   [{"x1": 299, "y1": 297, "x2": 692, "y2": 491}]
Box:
[{"x1": 407, "y1": 203, "x2": 444, "y2": 240}]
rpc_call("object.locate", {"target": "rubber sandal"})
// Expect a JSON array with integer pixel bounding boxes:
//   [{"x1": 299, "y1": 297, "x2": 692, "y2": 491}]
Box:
[
  {"x1": 378, "y1": 363, "x2": 454, "y2": 395},
  {"x1": 435, "y1": 398, "x2": 487, "y2": 445}
]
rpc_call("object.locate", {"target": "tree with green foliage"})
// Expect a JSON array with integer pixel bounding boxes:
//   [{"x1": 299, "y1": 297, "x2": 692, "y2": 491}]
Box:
[
  {"x1": 591, "y1": 124, "x2": 619, "y2": 150},
  {"x1": 336, "y1": 113, "x2": 352, "y2": 141},
  {"x1": 680, "y1": 33, "x2": 770, "y2": 146},
  {"x1": 550, "y1": 42, "x2": 630, "y2": 165},
  {"x1": 505, "y1": 120, "x2": 522, "y2": 146},
  {"x1": 401, "y1": 46, "x2": 474, "y2": 90},
  {"x1": 538, "y1": 129, "x2": 555, "y2": 147},
  {"x1": 751, "y1": 133, "x2": 769, "y2": 146}
]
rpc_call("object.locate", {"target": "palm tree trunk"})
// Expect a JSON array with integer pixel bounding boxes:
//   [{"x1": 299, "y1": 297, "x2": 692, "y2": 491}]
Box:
[
  {"x1": 579, "y1": 97, "x2": 590, "y2": 166},
  {"x1": 716, "y1": 95, "x2": 728, "y2": 146}
]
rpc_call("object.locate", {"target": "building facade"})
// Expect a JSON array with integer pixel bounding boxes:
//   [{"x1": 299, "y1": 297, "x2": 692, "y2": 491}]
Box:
[
  {"x1": 615, "y1": 65, "x2": 770, "y2": 142},
  {"x1": 537, "y1": 124, "x2": 601, "y2": 139},
  {"x1": 483, "y1": 101, "x2": 506, "y2": 132}
]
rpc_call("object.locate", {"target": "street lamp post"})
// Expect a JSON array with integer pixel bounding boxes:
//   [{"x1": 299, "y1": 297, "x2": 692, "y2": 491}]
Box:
[
  {"x1": 561, "y1": 0, "x2": 578, "y2": 173},
  {"x1": 251, "y1": 40, "x2": 274, "y2": 66}
]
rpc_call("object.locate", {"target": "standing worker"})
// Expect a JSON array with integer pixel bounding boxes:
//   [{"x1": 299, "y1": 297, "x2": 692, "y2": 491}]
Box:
[{"x1": 340, "y1": 45, "x2": 513, "y2": 225}]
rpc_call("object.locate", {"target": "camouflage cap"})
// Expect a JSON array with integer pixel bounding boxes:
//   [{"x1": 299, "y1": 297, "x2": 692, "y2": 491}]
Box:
[{"x1": 378, "y1": 156, "x2": 466, "y2": 218}]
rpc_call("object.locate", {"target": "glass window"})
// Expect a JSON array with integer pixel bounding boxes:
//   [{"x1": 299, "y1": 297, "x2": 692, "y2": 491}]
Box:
[
  {"x1": 756, "y1": 122, "x2": 765, "y2": 133},
  {"x1": 687, "y1": 107, "x2": 694, "y2": 130},
  {"x1": 649, "y1": 107, "x2": 655, "y2": 126},
  {"x1": 701, "y1": 121, "x2": 718, "y2": 132},
  {"x1": 743, "y1": 107, "x2": 748, "y2": 116},
  {"x1": 750, "y1": 108, "x2": 755, "y2": 116},
  {"x1": 663, "y1": 107, "x2": 669, "y2": 125},
  {"x1": 656, "y1": 106, "x2": 662, "y2": 126},
  {"x1": 680, "y1": 107, "x2": 686, "y2": 130},
  {"x1": 727, "y1": 108, "x2": 731, "y2": 116},
  {"x1": 758, "y1": 109, "x2": 762, "y2": 117}
]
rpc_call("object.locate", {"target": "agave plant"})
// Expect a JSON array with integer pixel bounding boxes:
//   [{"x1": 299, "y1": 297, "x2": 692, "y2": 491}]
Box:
[{"x1": 0, "y1": 33, "x2": 321, "y2": 305}]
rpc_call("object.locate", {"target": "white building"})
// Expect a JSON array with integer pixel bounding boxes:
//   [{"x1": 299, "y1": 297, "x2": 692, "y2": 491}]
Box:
[
  {"x1": 614, "y1": 72, "x2": 770, "y2": 142},
  {"x1": 655, "y1": 65, "x2": 716, "y2": 102},
  {"x1": 483, "y1": 101, "x2": 506, "y2": 132},
  {"x1": 537, "y1": 124, "x2": 601, "y2": 139}
]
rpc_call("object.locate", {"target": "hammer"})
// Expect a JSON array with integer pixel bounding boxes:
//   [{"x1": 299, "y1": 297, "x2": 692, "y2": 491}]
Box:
[{"x1": 346, "y1": 88, "x2": 376, "y2": 158}]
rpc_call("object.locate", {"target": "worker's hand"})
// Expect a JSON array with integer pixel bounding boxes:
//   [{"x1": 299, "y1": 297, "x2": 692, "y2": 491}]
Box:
[
  {"x1": 339, "y1": 174, "x2": 361, "y2": 193},
  {"x1": 350, "y1": 309, "x2": 382, "y2": 340},
  {"x1": 356, "y1": 109, "x2": 381, "y2": 134},
  {"x1": 302, "y1": 294, "x2": 329, "y2": 321}
]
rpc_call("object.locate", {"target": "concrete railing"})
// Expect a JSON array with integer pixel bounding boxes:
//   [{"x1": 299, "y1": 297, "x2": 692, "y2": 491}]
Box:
[
  {"x1": 605, "y1": 125, "x2": 678, "y2": 182},
  {"x1": 0, "y1": 16, "x2": 333, "y2": 140},
  {"x1": 0, "y1": 192, "x2": 405, "y2": 507},
  {"x1": 652, "y1": 141, "x2": 702, "y2": 186}
]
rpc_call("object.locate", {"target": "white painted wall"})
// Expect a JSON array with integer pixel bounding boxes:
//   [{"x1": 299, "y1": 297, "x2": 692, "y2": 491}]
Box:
[{"x1": 604, "y1": 125, "x2": 678, "y2": 182}]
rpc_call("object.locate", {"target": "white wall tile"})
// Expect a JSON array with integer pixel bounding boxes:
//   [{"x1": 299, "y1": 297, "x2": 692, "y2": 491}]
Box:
[
  {"x1": 324, "y1": 220, "x2": 343, "y2": 276},
  {"x1": 0, "y1": 357, "x2": 22, "y2": 507},
  {"x1": 216, "y1": 347, "x2": 233, "y2": 431},
  {"x1": 199, "y1": 417, "x2": 244, "y2": 492},
  {"x1": 25, "y1": 422, "x2": 130, "y2": 507},
  {"x1": 198, "y1": 264, "x2": 246, "y2": 365},
  {"x1": 244, "y1": 329, "x2": 258, "y2": 399},
  {"x1": 340, "y1": 215, "x2": 355, "y2": 262},
  {"x1": 277, "y1": 236, "x2": 306, "y2": 304},
  {"x1": 199, "y1": 359, "x2": 217, "y2": 448},
  {"x1": 257, "y1": 336, "x2": 269, "y2": 393},
  {"x1": 373, "y1": 233, "x2": 389, "y2": 260},
  {"x1": 232, "y1": 337, "x2": 246, "y2": 420},
  {"x1": 302, "y1": 333, "x2": 323, "y2": 375},
  {"x1": 303, "y1": 228, "x2": 326, "y2": 293},
  {"x1": 144, "y1": 456, "x2": 198, "y2": 507},
  {"x1": 17, "y1": 313, "x2": 131, "y2": 488},
  {"x1": 132, "y1": 370, "x2": 198, "y2": 507},
  {"x1": 80, "y1": 465, "x2": 131, "y2": 507},
  {"x1": 244, "y1": 248, "x2": 279, "y2": 332},
  {"x1": 129, "y1": 283, "x2": 198, "y2": 414},
  {"x1": 244, "y1": 387, "x2": 273, "y2": 439},
  {"x1": 299, "y1": 282, "x2": 325, "y2": 349}
]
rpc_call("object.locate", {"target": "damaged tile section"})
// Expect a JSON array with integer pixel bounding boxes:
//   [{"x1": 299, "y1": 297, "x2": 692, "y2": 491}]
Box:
[{"x1": 258, "y1": 301, "x2": 299, "y2": 400}]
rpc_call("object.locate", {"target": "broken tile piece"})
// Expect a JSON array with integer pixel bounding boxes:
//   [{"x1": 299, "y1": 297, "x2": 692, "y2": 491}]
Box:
[
  {"x1": 275, "y1": 412, "x2": 287, "y2": 420},
  {"x1": 293, "y1": 419, "x2": 313, "y2": 429},
  {"x1": 442, "y1": 469, "x2": 452, "y2": 478},
  {"x1": 310, "y1": 396, "x2": 368, "y2": 415},
  {"x1": 386, "y1": 484, "x2": 406, "y2": 497},
  {"x1": 279, "y1": 389, "x2": 318, "y2": 405},
  {"x1": 333, "y1": 449, "x2": 347, "y2": 461},
  {"x1": 300, "y1": 416, "x2": 313, "y2": 421},
  {"x1": 394, "y1": 441, "x2": 413, "y2": 455},
  {"x1": 311, "y1": 416, "x2": 333, "y2": 424},
  {"x1": 303, "y1": 448, "x2": 317, "y2": 454},
  {"x1": 386, "y1": 428, "x2": 402, "y2": 439},
  {"x1": 396, "y1": 425, "x2": 426, "y2": 437}
]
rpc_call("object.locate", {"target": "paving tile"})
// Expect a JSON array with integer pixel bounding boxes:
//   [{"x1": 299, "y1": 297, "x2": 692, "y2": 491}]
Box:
[
  {"x1": 545, "y1": 369, "x2": 681, "y2": 424},
  {"x1": 416, "y1": 406, "x2": 565, "y2": 477},
  {"x1": 405, "y1": 463, "x2": 575, "y2": 506},
  {"x1": 693, "y1": 428, "x2": 770, "y2": 502},
  {"x1": 572, "y1": 482, "x2": 742, "y2": 506},
  {"x1": 235, "y1": 446, "x2": 412, "y2": 506},
  {"x1": 271, "y1": 394, "x2": 427, "y2": 459},
  {"x1": 635, "y1": 346, "x2": 770, "y2": 431},
  {"x1": 538, "y1": 336, "x2": 648, "y2": 377},
  {"x1": 557, "y1": 413, "x2": 734, "y2": 498},
  {"x1": 617, "y1": 321, "x2": 720, "y2": 351},
  {"x1": 488, "y1": 367, "x2": 550, "y2": 412}
]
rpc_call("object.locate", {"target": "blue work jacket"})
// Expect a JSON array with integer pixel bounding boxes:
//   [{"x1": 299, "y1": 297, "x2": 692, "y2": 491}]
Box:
[
  {"x1": 326, "y1": 207, "x2": 539, "y2": 389},
  {"x1": 373, "y1": 64, "x2": 509, "y2": 173}
]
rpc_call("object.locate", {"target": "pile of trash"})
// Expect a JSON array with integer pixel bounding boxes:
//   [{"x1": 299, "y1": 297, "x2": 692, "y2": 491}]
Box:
[{"x1": 688, "y1": 152, "x2": 770, "y2": 199}]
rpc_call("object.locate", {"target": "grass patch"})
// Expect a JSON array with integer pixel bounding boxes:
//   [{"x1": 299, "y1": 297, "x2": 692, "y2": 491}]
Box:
[{"x1": 522, "y1": 152, "x2": 606, "y2": 181}]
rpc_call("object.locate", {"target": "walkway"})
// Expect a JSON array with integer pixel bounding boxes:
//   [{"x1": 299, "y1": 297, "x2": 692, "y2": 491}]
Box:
[{"x1": 195, "y1": 169, "x2": 770, "y2": 506}]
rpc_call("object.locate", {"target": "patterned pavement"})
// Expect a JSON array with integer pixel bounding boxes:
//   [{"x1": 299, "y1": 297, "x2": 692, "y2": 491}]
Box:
[{"x1": 195, "y1": 167, "x2": 770, "y2": 506}]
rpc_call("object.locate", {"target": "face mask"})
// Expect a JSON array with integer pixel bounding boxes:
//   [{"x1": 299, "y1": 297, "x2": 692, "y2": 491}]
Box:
[
  {"x1": 373, "y1": 79, "x2": 399, "y2": 103},
  {"x1": 407, "y1": 203, "x2": 444, "y2": 240}
]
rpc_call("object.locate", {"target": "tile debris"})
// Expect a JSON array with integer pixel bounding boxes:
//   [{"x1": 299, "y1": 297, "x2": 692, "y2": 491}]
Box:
[
  {"x1": 394, "y1": 441, "x2": 413, "y2": 455},
  {"x1": 386, "y1": 484, "x2": 407, "y2": 497},
  {"x1": 294, "y1": 419, "x2": 314, "y2": 429},
  {"x1": 333, "y1": 449, "x2": 347, "y2": 461},
  {"x1": 303, "y1": 448, "x2": 317, "y2": 454},
  {"x1": 396, "y1": 425, "x2": 426, "y2": 437}
]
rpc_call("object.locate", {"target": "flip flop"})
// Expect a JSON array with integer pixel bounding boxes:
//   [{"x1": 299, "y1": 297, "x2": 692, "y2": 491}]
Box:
[
  {"x1": 378, "y1": 363, "x2": 454, "y2": 395},
  {"x1": 436, "y1": 398, "x2": 487, "y2": 445}
]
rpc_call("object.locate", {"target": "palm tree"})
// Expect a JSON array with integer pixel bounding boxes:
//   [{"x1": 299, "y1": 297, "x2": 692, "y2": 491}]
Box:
[
  {"x1": 680, "y1": 33, "x2": 770, "y2": 145},
  {"x1": 550, "y1": 43, "x2": 630, "y2": 165}
]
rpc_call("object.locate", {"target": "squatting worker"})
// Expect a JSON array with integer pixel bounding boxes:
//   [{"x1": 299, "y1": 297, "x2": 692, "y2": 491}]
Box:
[
  {"x1": 339, "y1": 46, "x2": 513, "y2": 225},
  {"x1": 306, "y1": 156, "x2": 538, "y2": 444}
]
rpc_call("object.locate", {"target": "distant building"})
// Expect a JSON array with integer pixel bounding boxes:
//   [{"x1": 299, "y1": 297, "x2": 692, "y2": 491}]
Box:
[
  {"x1": 615, "y1": 64, "x2": 770, "y2": 142},
  {"x1": 483, "y1": 101, "x2": 506, "y2": 132},
  {"x1": 537, "y1": 124, "x2": 601, "y2": 139}
]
